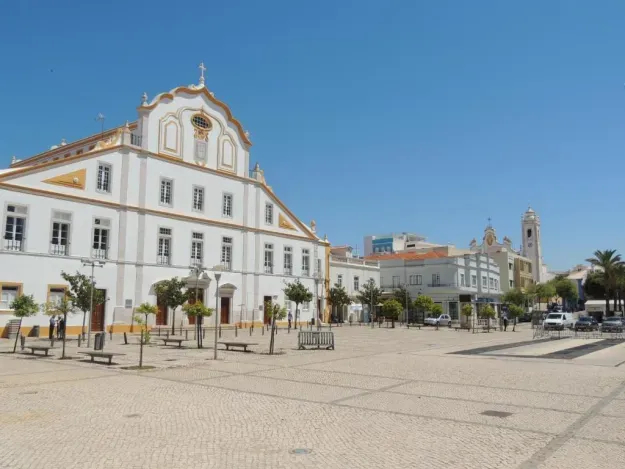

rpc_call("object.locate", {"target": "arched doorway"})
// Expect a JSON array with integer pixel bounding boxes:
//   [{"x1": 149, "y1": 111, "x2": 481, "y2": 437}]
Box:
[{"x1": 217, "y1": 283, "x2": 237, "y2": 324}]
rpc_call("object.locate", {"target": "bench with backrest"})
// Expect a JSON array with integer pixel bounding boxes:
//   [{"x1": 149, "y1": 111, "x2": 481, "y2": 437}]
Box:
[
  {"x1": 298, "y1": 331, "x2": 335, "y2": 350},
  {"x1": 26, "y1": 345, "x2": 54, "y2": 356},
  {"x1": 406, "y1": 323, "x2": 422, "y2": 330},
  {"x1": 79, "y1": 351, "x2": 126, "y2": 365},
  {"x1": 218, "y1": 341, "x2": 258, "y2": 352},
  {"x1": 159, "y1": 337, "x2": 188, "y2": 348}
]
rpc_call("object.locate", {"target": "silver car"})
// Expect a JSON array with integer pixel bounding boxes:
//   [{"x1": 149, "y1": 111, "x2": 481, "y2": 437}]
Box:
[{"x1": 424, "y1": 314, "x2": 452, "y2": 327}]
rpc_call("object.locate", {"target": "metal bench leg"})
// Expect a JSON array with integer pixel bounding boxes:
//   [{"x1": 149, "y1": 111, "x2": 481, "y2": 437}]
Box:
[{"x1": 91, "y1": 356, "x2": 94, "y2": 362}]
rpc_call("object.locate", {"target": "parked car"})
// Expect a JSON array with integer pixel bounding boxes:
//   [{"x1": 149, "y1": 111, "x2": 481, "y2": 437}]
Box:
[
  {"x1": 543, "y1": 313, "x2": 575, "y2": 330},
  {"x1": 574, "y1": 316, "x2": 599, "y2": 332},
  {"x1": 518, "y1": 312, "x2": 533, "y2": 323},
  {"x1": 424, "y1": 314, "x2": 452, "y2": 327},
  {"x1": 601, "y1": 317, "x2": 624, "y2": 333}
]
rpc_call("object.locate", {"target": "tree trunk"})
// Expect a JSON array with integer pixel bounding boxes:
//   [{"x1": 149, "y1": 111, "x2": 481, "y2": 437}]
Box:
[
  {"x1": 606, "y1": 296, "x2": 610, "y2": 318},
  {"x1": 12, "y1": 318, "x2": 22, "y2": 353},
  {"x1": 81, "y1": 311, "x2": 87, "y2": 339},
  {"x1": 294, "y1": 305, "x2": 299, "y2": 329},
  {"x1": 171, "y1": 307, "x2": 176, "y2": 335},
  {"x1": 513, "y1": 318, "x2": 516, "y2": 332},
  {"x1": 613, "y1": 296, "x2": 618, "y2": 316},
  {"x1": 269, "y1": 315, "x2": 276, "y2": 355},
  {"x1": 139, "y1": 329, "x2": 144, "y2": 368}
]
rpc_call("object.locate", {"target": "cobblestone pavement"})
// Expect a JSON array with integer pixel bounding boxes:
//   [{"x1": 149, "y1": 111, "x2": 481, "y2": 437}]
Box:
[{"x1": 1, "y1": 324, "x2": 624, "y2": 468}]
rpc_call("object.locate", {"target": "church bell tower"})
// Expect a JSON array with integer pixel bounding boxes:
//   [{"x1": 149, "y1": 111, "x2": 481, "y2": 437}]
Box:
[{"x1": 521, "y1": 206, "x2": 543, "y2": 283}]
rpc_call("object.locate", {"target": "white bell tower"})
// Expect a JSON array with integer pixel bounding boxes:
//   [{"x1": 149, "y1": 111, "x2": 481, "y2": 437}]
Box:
[{"x1": 521, "y1": 206, "x2": 543, "y2": 283}]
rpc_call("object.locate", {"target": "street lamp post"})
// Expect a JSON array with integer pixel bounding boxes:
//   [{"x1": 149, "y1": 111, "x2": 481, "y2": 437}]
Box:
[
  {"x1": 403, "y1": 283, "x2": 409, "y2": 325},
  {"x1": 82, "y1": 259, "x2": 105, "y2": 348},
  {"x1": 189, "y1": 265, "x2": 210, "y2": 348},
  {"x1": 212, "y1": 265, "x2": 223, "y2": 360}
]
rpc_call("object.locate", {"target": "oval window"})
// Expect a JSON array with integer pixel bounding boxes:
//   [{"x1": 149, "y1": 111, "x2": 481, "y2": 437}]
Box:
[{"x1": 191, "y1": 114, "x2": 211, "y2": 130}]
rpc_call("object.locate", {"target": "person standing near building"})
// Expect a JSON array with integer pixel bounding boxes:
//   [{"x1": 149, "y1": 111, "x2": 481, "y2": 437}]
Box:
[
  {"x1": 58, "y1": 316, "x2": 65, "y2": 339},
  {"x1": 287, "y1": 311, "x2": 293, "y2": 330},
  {"x1": 49, "y1": 316, "x2": 56, "y2": 340},
  {"x1": 503, "y1": 310, "x2": 509, "y2": 332}
]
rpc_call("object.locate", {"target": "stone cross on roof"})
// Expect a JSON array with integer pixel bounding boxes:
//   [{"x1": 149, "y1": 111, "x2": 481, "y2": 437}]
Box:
[{"x1": 198, "y1": 62, "x2": 206, "y2": 86}]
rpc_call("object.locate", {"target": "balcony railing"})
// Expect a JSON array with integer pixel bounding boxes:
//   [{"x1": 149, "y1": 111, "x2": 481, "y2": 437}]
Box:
[
  {"x1": 4, "y1": 239, "x2": 23, "y2": 251},
  {"x1": 427, "y1": 283, "x2": 459, "y2": 287},
  {"x1": 50, "y1": 244, "x2": 68, "y2": 256},
  {"x1": 330, "y1": 255, "x2": 379, "y2": 267},
  {"x1": 221, "y1": 260, "x2": 232, "y2": 271},
  {"x1": 92, "y1": 248, "x2": 108, "y2": 260},
  {"x1": 190, "y1": 257, "x2": 202, "y2": 267},
  {"x1": 130, "y1": 133, "x2": 142, "y2": 146},
  {"x1": 284, "y1": 266, "x2": 292, "y2": 275},
  {"x1": 157, "y1": 255, "x2": 170, "y2": 265}
]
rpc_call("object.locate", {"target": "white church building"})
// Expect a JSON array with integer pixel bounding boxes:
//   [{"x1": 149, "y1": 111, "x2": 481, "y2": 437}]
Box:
[{"x1": 0, "y1": 65, "x2": 330, "y2": 337}]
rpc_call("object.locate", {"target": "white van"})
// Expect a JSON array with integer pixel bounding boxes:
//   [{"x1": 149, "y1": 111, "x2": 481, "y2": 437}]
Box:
[{"x1": 543, "y1": 312, "x2": 575, "y2": 330}]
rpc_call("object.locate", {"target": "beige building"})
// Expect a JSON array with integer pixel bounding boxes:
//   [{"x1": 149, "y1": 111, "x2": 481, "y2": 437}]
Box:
[{"x1": 470, "y1": 224, "x2": 534, "y2": 293}]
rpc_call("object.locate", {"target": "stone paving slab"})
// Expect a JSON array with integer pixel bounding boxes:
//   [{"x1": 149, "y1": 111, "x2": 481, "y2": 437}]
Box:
[
  {"x1": 143, "y1": 367, "x2": 233, "y2": 382},
  {"x1": 252, "y1": 367, "x2": 407, "y2": 390},
  {"x1": 538, "y1": 438, "x2": 625, "y2": 469},
  {"x1": 484, "y1": 339, "x2": 603, "y2": 357},
  {"x1": 337, "y1": 391, "x2": 580, "y2": 434},
  {"x1": 388, "y1": 381, "x2": 599, "y2": 413},
  {"x1": 576, "y1": 415, "x2": 625, "y2": 444},
  {"x1": 573, "y1": 341, "x2": 625, "y2": 366}
]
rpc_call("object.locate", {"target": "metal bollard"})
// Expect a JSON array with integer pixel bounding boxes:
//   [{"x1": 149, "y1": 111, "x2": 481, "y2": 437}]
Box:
[
  {"x1": 185, "y1": 330, "x2": 189, "y2": 340},
  {"x1": 219, "y1": 326, "x2": 222, "y2": 338},
  {"x1": 20, "y1": 334, "x2": 26, "y2": 351},
  {"x1": 77, "y1": 334, "x2": 82, "y2": 348},
  {"x1": 235, "y1": 326, "x2": 238, "y2": 338},
  {"x1": 123, "y1": 332, "x2": 128, "y2": 345},
  {"x1": 262, "y1": 326, "x2": 264, "y2": 336},
  {"x1": 249, "y1": 326, "x2": 252, "y2": 336},
  {"x1": 202, "y1": 329, "x2": 206, "y2": 339}
]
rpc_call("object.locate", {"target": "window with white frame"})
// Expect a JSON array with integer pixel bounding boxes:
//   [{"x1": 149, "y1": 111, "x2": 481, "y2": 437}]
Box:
[
  {"x1": 222, "y1": 193, "x2": 233, "y2": 217},
  {"x1": 96, "y1": 163, "x2": 112, "y2": 193},
  {"x1": 460, "y1": 273, "x2": 466, "y2": 287},
  {"x1": 157, "y1": 227, "x2": 172, "y2": 265},
  {"x1": 301, "y1": 249, "x2": 310, "y2": 276},
  {"x1": 482, "y1": 276, "x2": 487, "y2": 288},
  {"x1": 264, "y1": 243, "x2": 273, "y2": 273},
  {"x1": 337, "y1": 274, "x2": 343, "y2": 287},
  {"x1": 302, "y1": 301, "x2": 310, "y2": 311},
  {"x1": 353, "y1": 276, "x2": 360, "y2": 291},
  {"x1": 489, "y1": 277, "x2": 494, "y2": 289},
  {"x1": 508, "y1": 262, "x2": 513, "y2": 270},
  {"x1": 409, "y1": 275, "x2": 418, "y2": 285},
  {"x1": 0, "y1": 284, "x2": 20, "y2": 310},
  {"x1": 392, "y1": 276, "x2": 400, "y2": 288},
  {"x1": 192, "y1": 186, "x2": 204, "y2": 212},
  {"x1": 494, "y1": 279, "x2": 499, "y2": 290},
  {"x1": 265, "y1": 203, "x2": 274, "y2": 224},
  {"x1": 416, "y1": 275, "x2": 422, "y2": 285},
  {"x1": 4, "y1": 204, "x2": 27, "y2": 252},
  {"x1": 160, "y1": 178, "x2": 173, "y2": 206},
  {"x1": 472, "y1": 275, "x2": 477, "y2": 287},
  {"x1": 92, "y1": 218, "x2": 110, "y2": 259},
  {"x1": 283, "y1": 246, "x2": 292, "y2": 275},
  {"x1": 50, "y1": 210, "x2": 71, "y2": 256},
  {"x1": 221, "y1": 236, "x2": 232, "y2": 270},
  {"x1": 316, "y1": 259, "x2": 322, "y2": 276},
  {"x1": 431, "y1": 273, "x2": 440, "y2": 286},
  {"x1": 509, "y1": 280, "x2": 513, "y2": 288},
  {"x1": 191, "y1": 232, "x2": 203, "y2": 266}
]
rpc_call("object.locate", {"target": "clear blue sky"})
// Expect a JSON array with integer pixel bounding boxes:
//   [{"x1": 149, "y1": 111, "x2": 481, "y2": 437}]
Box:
[{"x1": 1, "y1": 1, "x2": 624, "y2": 270}]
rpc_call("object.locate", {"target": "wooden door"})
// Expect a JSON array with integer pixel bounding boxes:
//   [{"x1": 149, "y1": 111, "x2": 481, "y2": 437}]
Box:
[
  {"x1": 263, "y1": 296, "x2": 272, "y2": 324},
  {"x1": 156, "y1": 299, "x2": 168, "y2": 326},
  {"x1": 220, "y1": 297, "x2": 230, "y2": 324},
  {"x1": 91, "y1": 289, "x2": 106, "y2": 332}
]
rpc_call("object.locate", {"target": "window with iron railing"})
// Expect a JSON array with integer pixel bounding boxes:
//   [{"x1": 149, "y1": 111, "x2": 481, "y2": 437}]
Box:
[
  {"x1": 96, "y1": 163, "x2": 111, "y2": 193},
  {"x1": 4, "y1": 205, "x2": 27, "y2": 252},
  {"x1": 157, "y1": 227, "x2": 172, "y2": 265},
  {"x1": 92, "y1": 225, "x2": 109, "y2": 260},
  {"x1": 283, "y1": 246, "x2": 292, "y2": 275},
  {"x1": 301, "y1": 249, "x2": 310, "y2": 276},
  {"x1": 264, "y1": 243, "x2": 273, "y2": 274},
  {"x1": 192, "y1": 186, "x2": 204, "y2": 212},
  {"x1": 221, "y1": 236, "x2": 233, "y2": 270},
  {"x1": 191, "y1": 232, "x2": 203, "y2": 266},
  {"x1": 50, "y1": 211, "x2": 71, "y2": 256}
]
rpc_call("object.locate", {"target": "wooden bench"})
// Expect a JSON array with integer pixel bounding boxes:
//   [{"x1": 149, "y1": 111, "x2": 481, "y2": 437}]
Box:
[
  {"x1": 298, "y1": 331, "x2": 335, "y2": 350},
  {"x1": 159, "y1": 337, "x2": 188, "y2": 348},
  {"x1": 26, "y1": 346, "x2": 54, "y2": 356},
  {"x1": 78, "y1": 351, "x2": 126, "y2": 365},
  {"x1": 454, "y1": 326, "x2": 471, "y2": 331},
  {"x1": 406, "y1": 323, "x2": 422, "y2": 330},
  {"x1": 218, "y1": 341, "x2": 258, "y2": 352}
]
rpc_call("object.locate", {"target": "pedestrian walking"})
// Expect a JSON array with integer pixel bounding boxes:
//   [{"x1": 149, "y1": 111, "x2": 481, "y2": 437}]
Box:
[
  {"x1": 49, "y1": 315, "x2": 56, "y2": 340},
  {"x1": 503, "y1": 311, "x2": 509, "y2": 331},
  {"x1": 56, "y1": 316, "x2": 62, "y2": 339},
  {"x1": 58, "y1": 316, "x2": 65, "y2": 339},
  {"x1": 287, "y1": 311, "x2": 293, "y2": 330}
]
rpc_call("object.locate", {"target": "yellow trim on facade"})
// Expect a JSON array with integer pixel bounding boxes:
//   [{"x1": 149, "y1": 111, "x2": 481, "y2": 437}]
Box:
[
  {"x1": 42, "y1": 168, "x2": 86, "y2": 190},
  {"x1": 46, "y1": 284, "x2": 68, "y2": 304}
]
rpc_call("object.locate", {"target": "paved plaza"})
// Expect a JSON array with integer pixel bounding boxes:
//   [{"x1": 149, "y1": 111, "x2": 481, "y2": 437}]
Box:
[{"x1": 1, "y1": 324, "x2": 625, "y2": 468}]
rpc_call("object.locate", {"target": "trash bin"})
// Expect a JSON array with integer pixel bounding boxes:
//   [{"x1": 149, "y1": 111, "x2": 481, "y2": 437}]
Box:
[
  {"x1": 94, "y1": 332, "x2": 105, "y2": 351},
  {"x1": 29, "y1": 325, "x2": 40, "y2": 338}
]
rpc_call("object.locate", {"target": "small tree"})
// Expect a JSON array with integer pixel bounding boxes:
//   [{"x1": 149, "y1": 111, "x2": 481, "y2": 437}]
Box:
[
  {"x1": 554, "y1": 277, "x2": 578, "y2": 311},
  {"x1": 266, "y1": 301, "x2": 287, "y2": 355},
  {"x1": 381, "y1": 299, "x2": 402, "y2": 327},
  {"x1": 154, "y1": 277, "x2": 187, "y2": 335},
  {"x1": 328, "y1": 283, "x2": 351, "y2": 323},
  {"x1": 534, "y1": 282, "x2": 556, "y2": 311},
  {"x1": 61, "y1": 271, "x2": 105, "y2": 339},
  {"x1": 283, "y1": 280, "x2": 312, "y2": 329},
  {"x1": 357, "y1": 279, "x2": 382, "y2": 321},
  {"x1": 502, "y1": 288, "x2": 527, "y2": 308},
  {"x1": 414, "y1": 295, "x2": 434, "y2": 323},
  {"x1": 10, "y1": 294, "x2": 39, "y2": 353},
  {"x1": 41, "y1": 296, "x2": 75, "y2": 359},
  {"x1": 461, "y1": 303, "x2": 473, "y2": 331},
  {"x1": 430, "y1": 303, "x2": 444, "y2": 329},
  {"x1": 392, "y1": 286, "x2": 411, "y2": 322},
  {"x1": 182, "y1": 301, "x2": 213, "y2": 348},
  {"x1": 507, "y1": 304, "x2": 523, "y2": 332},
  {"x1": 481, "y1": 304, "x2": 496, "y2": 332},
  {"x1": 134, "y1": 302, "x2": 158, "y2": 368}
]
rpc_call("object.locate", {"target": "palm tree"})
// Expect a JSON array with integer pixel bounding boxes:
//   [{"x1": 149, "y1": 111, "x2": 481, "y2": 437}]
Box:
[{"x1": 586, "y1": 249, "x2": 624, "y2": 316}]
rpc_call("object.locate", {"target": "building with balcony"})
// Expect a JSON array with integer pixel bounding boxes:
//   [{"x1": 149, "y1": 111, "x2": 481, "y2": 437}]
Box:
[
  {"x1": 363, "y1": 232, "x2": 441, "y2": 256},
  {"x1": 0, "y1": 65, "x2": 329, "y2": 337},
  {"x1": 369, "y1": 249, "x2": 502, "y2": 322},
  {"x1": 328, "y1": 246, "x2": 380, "y2": 322}
]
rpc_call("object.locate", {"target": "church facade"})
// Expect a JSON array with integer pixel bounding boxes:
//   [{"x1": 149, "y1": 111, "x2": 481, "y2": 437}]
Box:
[{"x1": 0, "y1": 66, "x2": 329, "y2": 336}]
